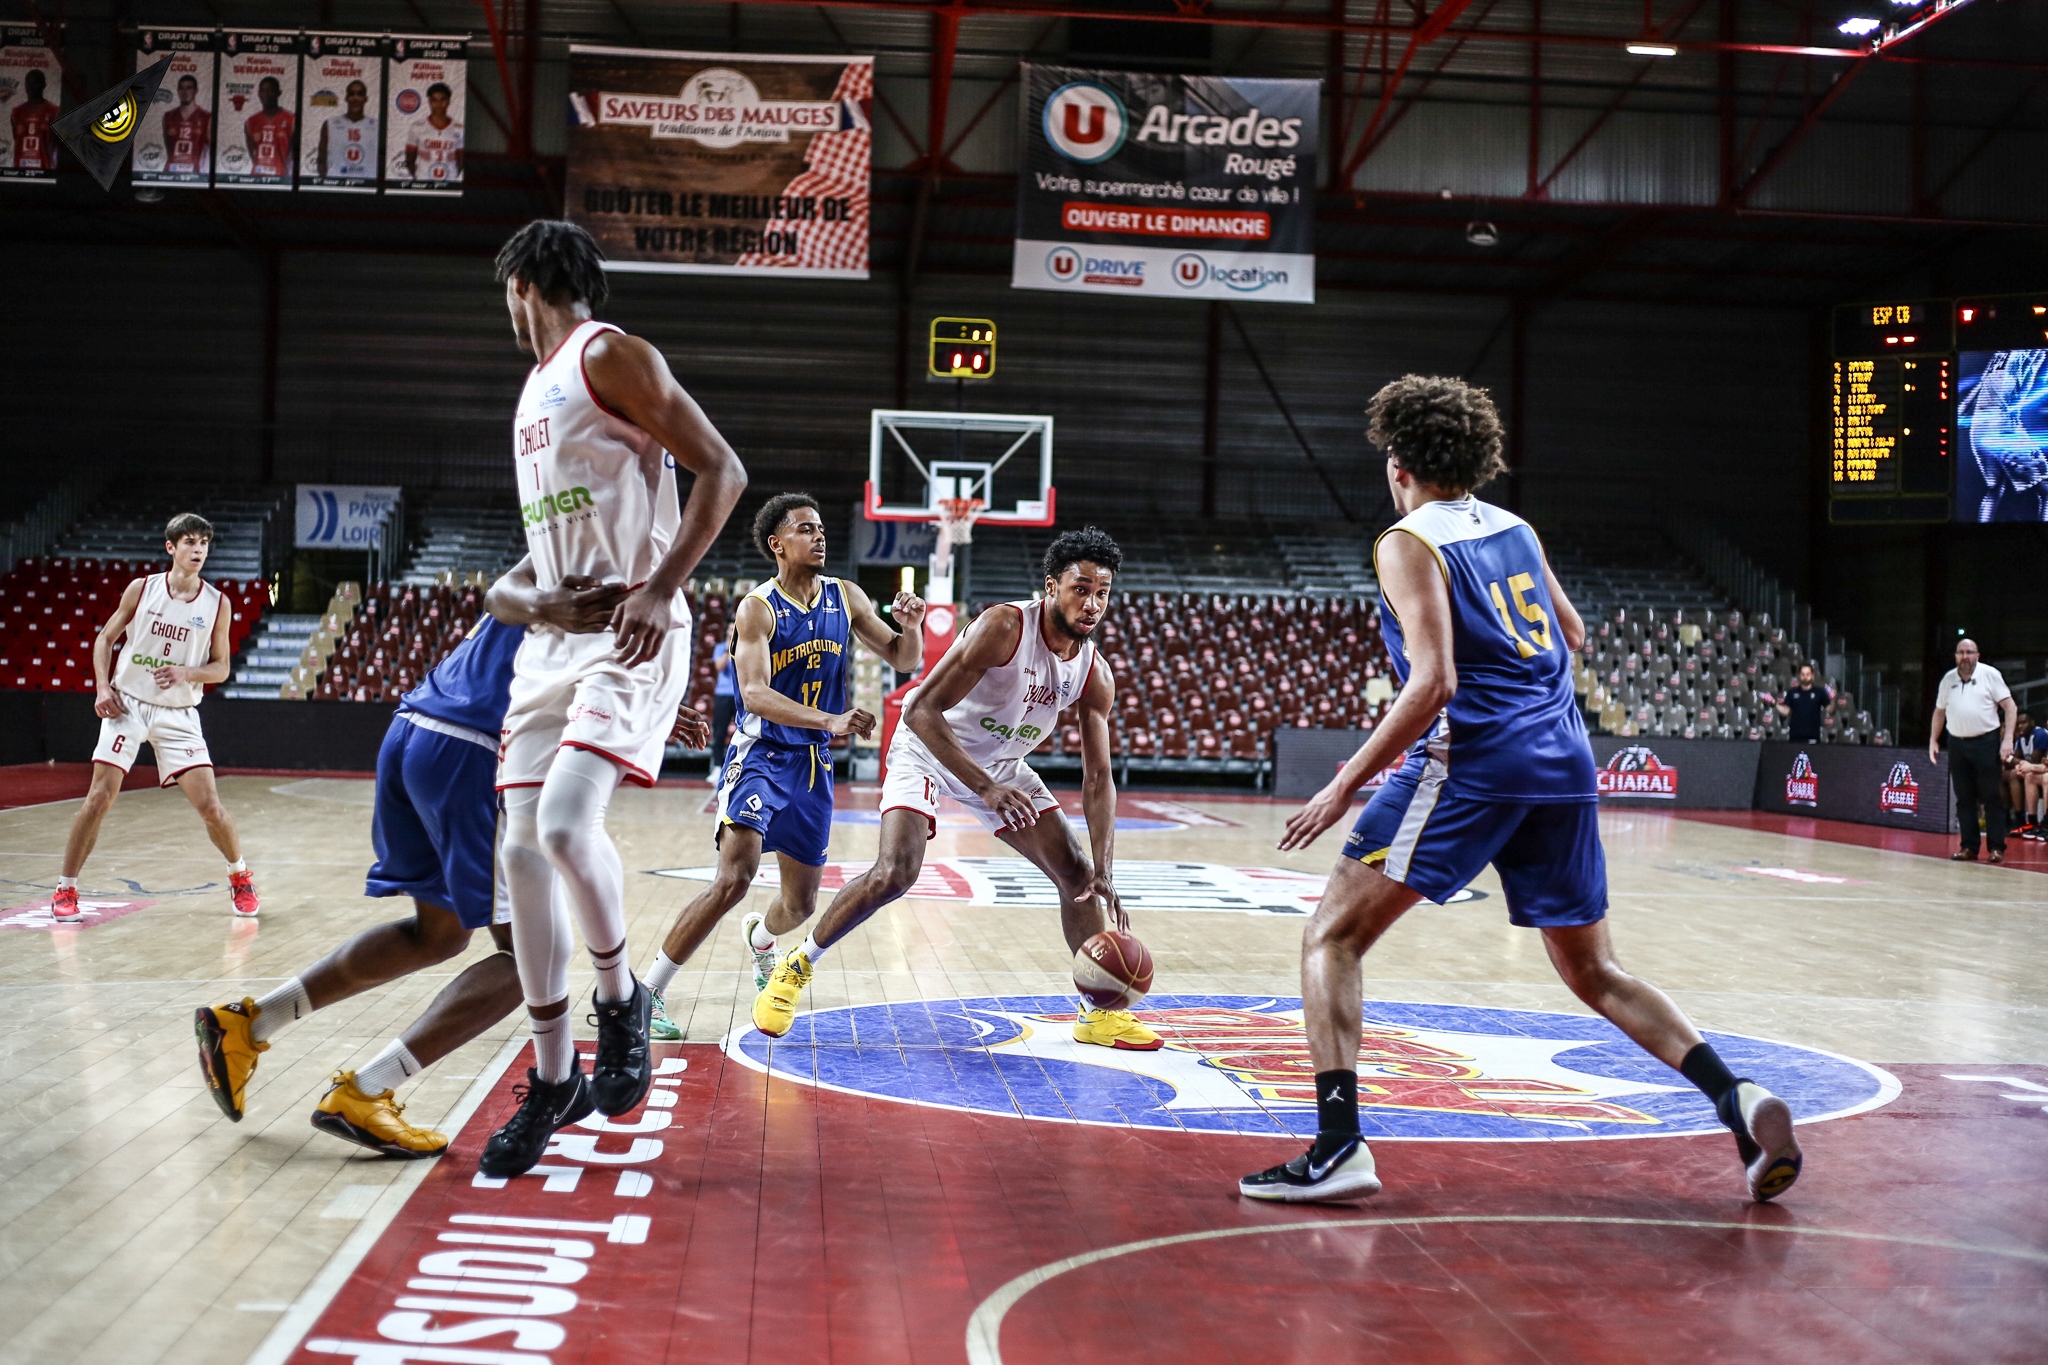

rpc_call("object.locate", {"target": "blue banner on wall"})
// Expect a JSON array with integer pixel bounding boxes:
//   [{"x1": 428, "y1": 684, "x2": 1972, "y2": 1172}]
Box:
[{"x1": 295, "y1": 483, "x2": 399, "y2": 548}]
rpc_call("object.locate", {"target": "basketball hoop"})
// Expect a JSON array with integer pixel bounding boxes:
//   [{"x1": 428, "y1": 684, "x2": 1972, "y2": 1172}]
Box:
[{"x1": 936, "y1": 496, "x2": 985, "y2": 547}]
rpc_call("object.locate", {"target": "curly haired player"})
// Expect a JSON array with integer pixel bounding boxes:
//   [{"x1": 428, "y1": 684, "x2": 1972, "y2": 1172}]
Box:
[
  {"x1": 748, "y1": 527, "x2": 1158, "y2": 1050},
  {"x1": 1240, "y1": 375, "x2": 1803, "y2": 1205}
]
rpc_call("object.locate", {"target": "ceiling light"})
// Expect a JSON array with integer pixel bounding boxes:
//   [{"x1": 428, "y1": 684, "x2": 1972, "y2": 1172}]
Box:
[
  {"x1": 1626, "y1": 41, "x2": 1680, "y2": 56},
  {"x1": 1838, "y1": 17, "x2": 1881, "y2": 35}
]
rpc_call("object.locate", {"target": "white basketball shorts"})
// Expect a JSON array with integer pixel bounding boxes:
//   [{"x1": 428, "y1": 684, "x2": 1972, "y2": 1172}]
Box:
[
  {"x1": 93, "y1": 695, "x2": 212, "y2": 786},
  {"x1": 881, "y1": 732, "x2": 1061, "y2": 837},
  {"x1": 496, "y1": 619, "x2": 692, "y2": 791}
]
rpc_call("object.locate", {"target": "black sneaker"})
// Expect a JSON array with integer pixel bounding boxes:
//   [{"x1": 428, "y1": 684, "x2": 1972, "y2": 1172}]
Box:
[
  {"x1": 1717, "y1": 1079, "x2": 1802, "y2": 1202},
  {"x1": 1239, "y1": 1135, "x2": 1382, "y2": 1203},
  {"x1": 478, "y1": 1067, "x2": 595, "y2": 1178},
  {"x1": 589, "y1": 978, "x2": 653, "y2": 1117}
]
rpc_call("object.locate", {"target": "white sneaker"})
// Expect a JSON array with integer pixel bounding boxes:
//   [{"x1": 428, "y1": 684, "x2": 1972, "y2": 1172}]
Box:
[
  {"x1": 1238, "y1": 1136, "x2": 1382, "y2": 1204},
  {"x1": 740, "y1": 911, "x2": 777, "y2": 992},
  {"x1": 1725, "y1": 1080, "x2": 1802, "y2": 1202}
]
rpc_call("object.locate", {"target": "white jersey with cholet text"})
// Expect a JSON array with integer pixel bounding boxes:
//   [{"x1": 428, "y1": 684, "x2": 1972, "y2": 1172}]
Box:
[
  {"x1": 112, "y1": 573, "x2": 223, "y2": 709},
  {"x1": 512, "y1": 318, "x2": 683, "y2": 611},
  {"x1": 896, "y1": 598, "x2": 1097, "y2": 768}
]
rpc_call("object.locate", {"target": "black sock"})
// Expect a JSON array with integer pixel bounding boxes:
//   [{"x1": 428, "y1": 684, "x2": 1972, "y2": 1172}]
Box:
[
  {"x1": 1309, "y1": 1069, "x2": 1360, "y2": 1162},
  {"x1": 1679, "y1": 1042, "x2": 1742, "y2": 1110}
]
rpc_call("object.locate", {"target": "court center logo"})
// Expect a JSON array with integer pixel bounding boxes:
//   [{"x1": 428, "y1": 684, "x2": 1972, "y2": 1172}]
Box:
[
  {"x1": 1598, "y1": 745, "x2": 1679, "y2": 799},
  {"x1": 1043, "y1": 81, "x2": 1126, "y2": 163},
  {"x1": 1045, "y1": 245, "x2": 1081, "y2": 282},
  {"x1": 1785, "y1": 751, "x2": 1819, "y2": 807},
  {"x1": 727, "y1": 994, "x2": 1897, "y2": 1141}
]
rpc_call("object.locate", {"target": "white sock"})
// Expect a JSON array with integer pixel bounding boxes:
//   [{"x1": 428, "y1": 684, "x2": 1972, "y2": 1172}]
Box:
[
  {"x1": 227, "y1": 858, "x2": 247, "y2": 873},
  {"x1": 353, "y1": 1039, "x2": 422, "y2": 1096},
  {"x1": 645, "y1": 949, "x2": 684, "y2": 998},
  {"x1": 749, "y1": 918, "x2": 777, "y2": 952},
  {"x1": 589, "y1": 939, "x2": 634, "y2": 1005},
  {"x1": 250, "y1": 977, "x2": 313, "y2": 1043},
  {"x1": 799, "y1": 932, "x2": 829, "y2": 966},
  {"x1": 57, "y1": 875, "x2": 77, "y2": 889},
  {"x1": 530, "y1": 1010, "x2": 576, "y2": 1083}
]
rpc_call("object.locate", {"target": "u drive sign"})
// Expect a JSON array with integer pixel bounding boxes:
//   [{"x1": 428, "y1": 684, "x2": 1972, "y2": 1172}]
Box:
[
  {"x1": 295, "y1": 484, "x2": 401, "y2": 549},
  {"x1": 1013, "y1": 64, "x2": 1318, "y2": 304}
]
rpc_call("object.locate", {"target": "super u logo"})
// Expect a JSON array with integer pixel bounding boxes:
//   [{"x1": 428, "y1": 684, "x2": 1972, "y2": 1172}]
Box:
[
  {"x1": 1046, "y1": 246, "x2": 1081, "y2": 282},
  {"x1": 1043, "y1": 81, "x2": 1127, "y2": 163}
]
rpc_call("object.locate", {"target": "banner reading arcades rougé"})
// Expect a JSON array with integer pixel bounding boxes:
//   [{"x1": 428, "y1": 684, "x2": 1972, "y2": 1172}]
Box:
[
  {"x1": 1014, "y1": 64, "x2": 1317, "y2": 305},
  {"x1": 566, "y1": 46, "x2": 871, "y2": 279}
]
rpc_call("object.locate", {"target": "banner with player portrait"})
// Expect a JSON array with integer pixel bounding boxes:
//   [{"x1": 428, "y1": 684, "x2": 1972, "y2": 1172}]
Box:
[
  {"x1": 133, "y1": 27, "x2": 218, "y2": 188},
  {"x1": 0, "y1": 24, "x2": 62, "y2": 183},
  {"x1": 1013, "y1": 64, "x2": 1318, "y2": 304},
  {"x1": 565, "y1": 46, "x2": 873, "y2": 278},
  {"x1": 385, "y1": 34, "x2": 466, "y2": 196},
  {"x1": 301, "y1": 32, "x2": 385, "y2": 193},
  {"x1": 216, "y1": 30, "x2": 301, "y2": 190}
]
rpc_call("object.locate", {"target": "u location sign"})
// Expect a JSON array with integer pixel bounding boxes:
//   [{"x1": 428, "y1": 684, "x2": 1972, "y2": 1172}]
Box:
[{"x1": 1014, "y1": 65, "x2": 1318, "y2": 304}]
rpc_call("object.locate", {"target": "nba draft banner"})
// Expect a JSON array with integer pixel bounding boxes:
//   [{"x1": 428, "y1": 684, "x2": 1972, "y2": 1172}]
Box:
[
  {"x1": 1014, "y1": 64, "x2": 1318, "y2": 304},
  {"x1": 565, "y1": 46, "x2": 873, "y2": 279},
  {"x1": 132, "y1": 27, "x2": 217, "y2": 188},
  {"x1": 0, "y1": 24, "x2": 62, "y2": 183},
  {"x1": 385, "y1": 33, "x2": 465, "y2": 195},
  {"x1": 216, "y1": 30, "x2": 300, "y2": 190},
  {"x1": 301, "y1": 32, "x2": 385, "y2": 193}
]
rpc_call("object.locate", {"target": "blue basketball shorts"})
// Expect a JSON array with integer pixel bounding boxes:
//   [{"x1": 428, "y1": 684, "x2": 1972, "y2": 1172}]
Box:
[
  {"x1": 366, "y1": 712, "x2": 506, "y2": 930},
  {"x1": 1343, "y1": 754, "x2": 1607, "y2": 929},
  {"x1": 716, "y1": 735, "x2": 834, "y2": 867}
]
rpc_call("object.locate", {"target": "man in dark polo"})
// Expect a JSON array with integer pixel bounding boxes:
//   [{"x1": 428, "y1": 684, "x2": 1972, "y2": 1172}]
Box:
[
  {"x1": 1769, "y1": 664, "x2": 1832, "y2": 743},
  {"x1": 1930, "y1": 637, "x2": 2016, "y2": 863}
]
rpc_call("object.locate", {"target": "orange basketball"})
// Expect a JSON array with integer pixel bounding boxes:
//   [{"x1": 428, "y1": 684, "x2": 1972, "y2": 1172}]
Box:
[{"x1": 1072, "y1": 930, "x2": 1155, "y2": 1010}]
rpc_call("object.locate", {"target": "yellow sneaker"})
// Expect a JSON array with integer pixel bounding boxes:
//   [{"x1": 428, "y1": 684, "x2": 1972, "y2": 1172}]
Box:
[
  {"x1": 1073, "y1": 1007, "x2": 1163, "y2": 1051},
  {"x1": 751, "y1": 947, "x2": 814, "y2": 1038},
  {"x1": 311, "y1": 1070, "x2": 448, "y2": 1159},
  {"x1": 194, "y1": 998, "x2": 269, "y2": 1121}
]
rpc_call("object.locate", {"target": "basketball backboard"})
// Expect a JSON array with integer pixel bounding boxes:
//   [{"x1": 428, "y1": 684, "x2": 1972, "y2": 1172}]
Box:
[{"x1": 865, "y1": 409, "x2": 1055, "y2": 526}]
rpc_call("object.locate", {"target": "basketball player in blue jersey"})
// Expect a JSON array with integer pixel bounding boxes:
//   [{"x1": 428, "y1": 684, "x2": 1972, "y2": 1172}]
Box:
[
  {"x1": 643, "y1": 493, "x2": 925, "y2": 1034},
  {"x1": 193, "y1": 566, "x2": 707, "y2": 1156},
  {"x1": 1240, "y1": 376, "x2": 1802, "y2": 1206}
]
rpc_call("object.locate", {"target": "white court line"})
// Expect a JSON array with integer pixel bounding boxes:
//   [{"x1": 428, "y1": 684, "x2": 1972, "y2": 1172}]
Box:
[
  {"x1": 242, "y1": 1030, "x2": 527, "y2": 1365},
  {"x1": 964, "y1": 1214, "x2": 2048, "y2": 1365}
]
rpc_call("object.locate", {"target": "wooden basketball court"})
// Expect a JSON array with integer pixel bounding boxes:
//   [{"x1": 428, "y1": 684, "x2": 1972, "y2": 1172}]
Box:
[{"x1": 2, "y1": 774, "x2": 2044, "y2": 1364}]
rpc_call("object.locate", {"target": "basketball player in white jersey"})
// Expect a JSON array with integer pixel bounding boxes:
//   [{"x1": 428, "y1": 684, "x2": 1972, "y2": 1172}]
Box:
[
  {"x1": 401, "y1": 81, "x2": 462, "y2": 184},
  {"x1": 54, "y1": 513, "x2": 257, "y2": 923},
  {"x1": 478, "y1": 219, "x2": 747, "y2": 1179},
  {"x1": 751, "y1": 527, "x2": 1161, "y2": 1050}
]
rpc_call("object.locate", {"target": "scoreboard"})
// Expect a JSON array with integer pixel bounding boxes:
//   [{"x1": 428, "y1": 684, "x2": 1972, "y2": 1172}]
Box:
[{"x1": 1829, "y1": 300, "x2": 1953, "y2": 523}]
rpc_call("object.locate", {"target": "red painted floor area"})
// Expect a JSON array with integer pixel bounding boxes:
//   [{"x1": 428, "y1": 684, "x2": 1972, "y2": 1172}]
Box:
[
  {"x1": 285, "y1": 1050, "x2": 2048, "y2": 1365},
  {"x1": 1679, "y1": 808, "x2": 2048, "y2": 873},
  {"x1": 0, "y1": 761, "x2": 158, "y2": 808}
]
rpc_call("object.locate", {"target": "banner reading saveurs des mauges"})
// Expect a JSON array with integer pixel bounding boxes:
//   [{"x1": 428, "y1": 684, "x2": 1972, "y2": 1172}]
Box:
[
  {"x1": 565, "y1": 46, "x2": 872, "y2": 279},
  {"x1": 1014, "y1": 64, "x2": 1318, "y2": 305}
]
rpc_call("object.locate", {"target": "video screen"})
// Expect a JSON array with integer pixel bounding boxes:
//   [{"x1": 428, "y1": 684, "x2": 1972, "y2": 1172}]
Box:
[{"x1": 1956, "y1": 348, "x2": 2048, "y2": 523}]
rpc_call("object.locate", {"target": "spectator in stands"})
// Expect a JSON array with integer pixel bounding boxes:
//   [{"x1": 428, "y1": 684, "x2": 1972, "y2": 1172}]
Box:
[
  {"x1": 2007, "y1": 712, "x2": 2041, "y2": 836},
  {"x1": 1764, "y1": 664, "x2": 1831, "y2": 743},
  {"x1": 1929, "y1": 638, "x2": 2016, "y2": 863},
  {"x1": 709, "y1": 619, "x2": 736, "y2": 761}
]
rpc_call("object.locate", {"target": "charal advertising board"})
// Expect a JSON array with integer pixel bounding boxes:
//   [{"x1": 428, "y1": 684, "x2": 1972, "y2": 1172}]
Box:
[
  {"x1": 1755, "y1": 742, "x2": 1953, "y2": 833},
  {"x1": 566, "y1": 47, "x2": 872, "y2": 279},
  {"x1": 1588, "y1": 738, "x2": 1761, "y2": 810},
  {"x1": 1014, "y1": 65, "x2": 1317, "y2": 304}
]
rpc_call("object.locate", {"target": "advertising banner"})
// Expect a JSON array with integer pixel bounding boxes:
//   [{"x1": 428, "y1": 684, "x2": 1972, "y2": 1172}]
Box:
[
  {"x1": 216, "y1": 30, "x2": 300, "y2": 189},
  {"x1": 385, "y1": 33, "x2": 465, "y2": 195},
  {"x1": 0, "y1": 24, "x2": 62, "y2": 182},
  {"x1": 566, "y1": 47, "x2": 872, "y2": 278},
  {"x1": 1013, "y1": 64, "x2": 1317, "y2": 305},
  {"x1": 1272, "y1": 728, "x2": 1408, "y2": 801},
  {"x1": 301, "y1": 32, "x2": 385, "y2": 192},
  {"x1": 1588, "y1": 738, "x2": 1762, "y2": 811},
  {"x1": 296, "y1": 484, "x2": 401, "y2": 549},
  {"x1": 1755, "y1": 742, "x2": 1954, "y2": 833},
  {"x1": 133, "y1": 28, "x2": 217, "y2": 188},
  {"x1": 854, "y1": 511, "x2": 937, "y2": 567}
]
